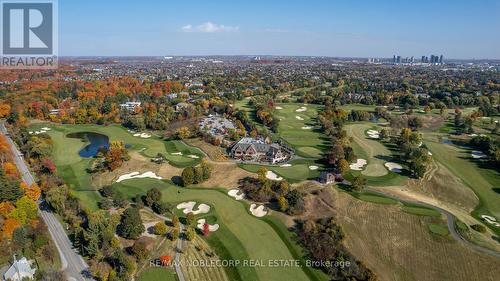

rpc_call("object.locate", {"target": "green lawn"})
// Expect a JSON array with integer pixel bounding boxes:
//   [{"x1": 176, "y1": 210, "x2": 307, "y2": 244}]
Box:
[
  {"x1": 427, "y1": 223, "x2": 450, "y2": 236},
  {"x1": 138, "y1": 267, "x2": 178, "y2": 281},
  {"x1": 345, "y1": 123, "x2": 407, "y2": 185},
  {"x1": 238, "y1": 159, "x2": 322, "y2": 182},
  {"x1": 113, "y1": 178, "x2": 312, "y2": 281},
  {"x1": 33, "y1": 124, "x2": 204, "y2": 167},
  {"x1": 273, "y1": 103, "x2": 329, "y2": 158},
  {"x1": 32, "y1": 123, "x2": 206, "y2": 210},
  {"x1": 401, "y1": 205, "x2": 442, "y2": 218}
]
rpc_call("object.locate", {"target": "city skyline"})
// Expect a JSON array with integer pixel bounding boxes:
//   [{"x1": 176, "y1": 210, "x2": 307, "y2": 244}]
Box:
[{"x1": 57, "y1": 0, "x2": 499, "y2": 59}]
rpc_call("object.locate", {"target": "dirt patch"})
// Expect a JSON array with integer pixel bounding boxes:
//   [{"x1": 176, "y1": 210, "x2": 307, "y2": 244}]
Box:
[{"x1": 198, "y1": 162, "x2": 256, "y2": 189}]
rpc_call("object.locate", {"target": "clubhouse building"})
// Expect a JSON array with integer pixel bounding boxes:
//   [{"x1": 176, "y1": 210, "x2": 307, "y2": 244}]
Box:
[{"x1": 229, "y1": 137, "x2": 294, "y2": 164}]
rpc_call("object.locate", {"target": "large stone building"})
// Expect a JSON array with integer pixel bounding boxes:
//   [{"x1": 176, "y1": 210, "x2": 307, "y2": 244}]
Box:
[{"x1": 229, "y1": 137, "x2": 292, "y2": 164}]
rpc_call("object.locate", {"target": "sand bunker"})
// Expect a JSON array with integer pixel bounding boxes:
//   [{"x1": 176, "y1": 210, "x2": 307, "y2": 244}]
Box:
[
  {"x1": 266, "y1": 171, "x2": 283, "y2": 181},
  {"x1": 280, "y1": 164, "x2": 292, "y2": 167},
  {"x1": 295, "y1": 106, "x2": 307, "y2": 112},
  {"x1": 41, "y1": 127, "x2": 51, "y2": 131},
  {"x1": 428, "y1": 151, "x2": 433, "y2": 156},
  {"x1": 116, "y1": 171, "x2": 162, "y2": 182},
  {"x1": 309, "y1": 165, "x2": 319, "y2": 170},
  {"x1": 366, "y1": 129, "x2": 380, "y2": 139},
  {"x1": 350, "y1": 159, "x2": 367, "y2": 171},
  {"x1": 176, "y1": 201, "x2": 210, "y2": 215},
  {"x1": 481, "y1": 215, "x2": 500, "y2": 227},
  {"x1": 228, "y1": 189, "x2": 245, "y2": 200},
  {"x1": 197, "y1": 219, "x2": 219, "y2": 232},
  {"x1": 385, "y1": 162, "x2": 403, "y2": 173},
  {"x1": 249, "y1": 204, "x2": 268, "y2": 217},
  {"x1": 133, "y1": 132, "x2": 151, "y2": 138},
  {"x1": 187, "y1": 154, "x2": 199, "y2": 159},
  {"x1": 171, "y1": 152, "x2": 183, "y2": 156},
  {"x1": 301, "y1": 126, "x2": 313, "y2": 130},
  {"x1": 276, "y1": 106, "x2": 283, "y2": 110},
  {"x1": 471, "y1": 150, "x2": 487, "y2": 159},
  {"x1": 295, "y1": 116, "x2": 304, "y2": 120}
]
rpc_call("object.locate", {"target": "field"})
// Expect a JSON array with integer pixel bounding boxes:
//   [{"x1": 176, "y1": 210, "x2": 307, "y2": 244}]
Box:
[
  {"x1": 332, "y1": 188, "x2": 500, "y2": 281},
  {"x1": 424, "y1": 136, "x2": 500, "y2": 233},
  {"x1": 138, "y1": 268, "x2": 178, "y2": 281},
  {"x1": 110, "y1": 178, "x2": 313, "y2": 281}
]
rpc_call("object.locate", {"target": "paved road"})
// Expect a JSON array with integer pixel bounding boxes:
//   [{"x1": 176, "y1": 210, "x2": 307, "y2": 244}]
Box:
[
  {"x1": 0, "y1": 124, "x2": 93, "y2": 281},
  {"x1": 366, "y1": 188, "x2": 500, "y2": 259}
]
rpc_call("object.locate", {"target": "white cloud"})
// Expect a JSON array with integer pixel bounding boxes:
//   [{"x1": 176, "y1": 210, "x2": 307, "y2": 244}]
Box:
[{"x1": 181, "y1": 22, "x2": 239, "y2": 33}]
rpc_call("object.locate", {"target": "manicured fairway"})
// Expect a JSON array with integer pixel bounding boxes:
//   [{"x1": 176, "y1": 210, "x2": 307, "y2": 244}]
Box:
[
  {"x1": 273, "y1": 103, "x2": 328, "y2": 158},
  {"x1": 35, "y1": 123, "x2": 204, "y2": 210},
  {"x1": 113, "y1": 178, "x2": 312, "y2": 281},
  {"x1": 345, "y1": 123, "x2": 390, "y2": 177},
  {"x1": 35, "y1": 124, "x2": 203, "y2": 167},
  {"x1": 238, "y1": 159, "x2": 322, "y2": 182}
]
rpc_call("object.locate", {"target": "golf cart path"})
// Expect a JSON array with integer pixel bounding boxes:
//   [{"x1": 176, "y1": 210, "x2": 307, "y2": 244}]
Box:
[{"x1": 366, "y1": 187, "x2": 500, "y2": 259}]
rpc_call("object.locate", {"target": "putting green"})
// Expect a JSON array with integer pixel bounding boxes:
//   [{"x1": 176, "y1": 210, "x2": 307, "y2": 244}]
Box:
[{"x1": 113, "y1": 179, "x2": 311, "y2": 281}]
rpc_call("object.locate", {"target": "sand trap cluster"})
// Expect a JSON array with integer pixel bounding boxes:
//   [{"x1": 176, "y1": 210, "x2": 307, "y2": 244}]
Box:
[
  {"x1": 309, "y1": 165, "x2": 319, "y2": 170},
  {"x1": 295, "y1": 116, "x2": 304, "y2": 121},
  {"x1": 276, "y1": 106, "x2": 283, "y2": 110},
  {"x1": 116, "y1": 171, "x2": 162, "y2": 182},
  {"x1": 228, "y1": 189, "x2": 245, "y2": 200},
  {"x1": 385, "y1": 162, "x2": 403, "y2": 173},
  {"x1": 295, "y1": 106, "x2": 307, "y2": 112},
  {"x1": 176, "y1": 201, "x2": 211, "y2": 215},
  {"x1": 350, "y1": 159, "x2": 367, "y2": 171},
  {"x1": 249, "y1": 204, "x2": 268, "y2": 217},
  {"x1": 266, "y1": 171, "x2": 283, "y2": 181},
  {"x1": 30, "y1": 127, "x2": 51, "y2": 135},
  {"x1": 171, "y1": 152, "x2": 183, "y2": 156},
  {"x1": 197, "y1": 219, "x2": 219, "y2": 232},
  {"x1": 471, "y1": 150, "x2": 487, "y2": 159},
  {"x1": 280, "y1": 164, "x2": 292, "y2": 167},
  {"x1": 187, "y1": 154, "x2": 199, "y2": 159},
  {"x1": 133, "y1": 132, "x2": 151, "y2": 138},
  {"x1": 301, "y1": 126, "x2": 313, "y2": 130},
  {"x1": 366, "y1": 129, "x2": 380, "y2": 139},
  {"x1": 481, "y1": 215, "x2": 500, "y2": 227}
]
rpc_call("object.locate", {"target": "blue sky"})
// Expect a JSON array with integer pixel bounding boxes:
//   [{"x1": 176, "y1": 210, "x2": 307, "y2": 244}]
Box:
[{"x1": 59, "y1": 0, "x2": 500, "y2": 58}]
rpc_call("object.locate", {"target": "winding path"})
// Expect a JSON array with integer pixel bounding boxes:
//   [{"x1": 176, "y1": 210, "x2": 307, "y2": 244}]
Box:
[{"x1": 365, "y1": 188, "x2": 500, "y2": 259}]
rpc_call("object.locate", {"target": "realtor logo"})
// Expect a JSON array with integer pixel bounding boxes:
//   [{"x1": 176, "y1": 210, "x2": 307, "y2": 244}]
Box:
[{"x1": 1, "y1": 0, "x2": 57, "y2": 68}]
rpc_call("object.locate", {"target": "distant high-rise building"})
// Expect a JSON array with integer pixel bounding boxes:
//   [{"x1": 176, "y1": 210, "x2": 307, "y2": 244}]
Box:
[
  {"x1": 393, "y1": 55, "x2": 396, "y2": 63},
  {"x1": 439, "y1": 55, "x2": 444, "y2": 64},
  {"x1": 396, "y1": 56, "x2": 401, "y2": 63}
]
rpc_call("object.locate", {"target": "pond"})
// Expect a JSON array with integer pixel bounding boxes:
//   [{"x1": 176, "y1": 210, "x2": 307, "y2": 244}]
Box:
[{"x1": 67, "y1": 132, "x2": 110, "y2": 158}]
